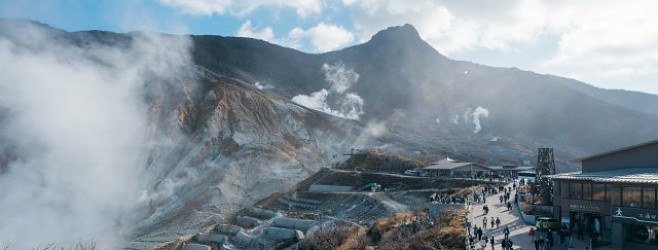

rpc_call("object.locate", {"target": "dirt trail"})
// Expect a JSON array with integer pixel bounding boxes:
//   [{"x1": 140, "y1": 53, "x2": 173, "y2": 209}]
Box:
[{"x1": 369, "y1": 192, "x2": 409, "y2": 212}]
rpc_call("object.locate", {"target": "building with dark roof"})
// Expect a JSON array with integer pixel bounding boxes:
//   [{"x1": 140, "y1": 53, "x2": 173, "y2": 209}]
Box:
[
  {"x1": 422, "y1": 158, "x2": 491, "y2": 178},
  {"x1": 488, "y1": 165, "x2": 535, "y2": 179},
  {"x1": 549, "y1": 140, "x2": 658, "y2": 249}
]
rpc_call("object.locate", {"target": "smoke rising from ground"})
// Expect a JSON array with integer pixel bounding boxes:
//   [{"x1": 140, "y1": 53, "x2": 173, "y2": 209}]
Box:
[
  {"x1": 0, "y1": 23, "x2": 192, "y2": 247},
  {"x1": 292, "y1": 62, "x2": 364, "y2": 120},
  {"x1": 472, "y1": 106, "x2": 490, "y2": 133}
]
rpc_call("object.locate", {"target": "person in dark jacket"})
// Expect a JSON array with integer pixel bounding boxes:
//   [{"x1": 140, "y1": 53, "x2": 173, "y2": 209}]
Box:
[
  {"x1": 534, "y1": 237, "x2": 541, "y2": 250},
  {"x1": 547, "y1": 229, "x2": 554, "y2": 250},
  {"x1": 477, "y1": 226, "x2": 483, "y2": 241}
]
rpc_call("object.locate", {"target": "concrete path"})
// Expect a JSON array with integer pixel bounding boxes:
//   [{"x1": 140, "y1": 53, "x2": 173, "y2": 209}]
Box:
[
  {"x1": 466, "y1": 183, "x2": 613, "y2": 250},
  {"x1": 466, "y1": 183, "x2": 536, "y2": 250}
]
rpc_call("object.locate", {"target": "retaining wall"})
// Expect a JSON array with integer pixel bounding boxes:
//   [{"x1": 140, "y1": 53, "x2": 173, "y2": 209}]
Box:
[
  {"x1": 264, "y1": 227, "x2": 297, "y2": 241},
  {"x1": 233, "y1": 231, "x2": 258, "y2": 247},
  {"x1": 249, "y1": 207, "x2": 278, "y2": 219},
  {"x1": 308, "y1": 184, "x2": 353, "y2": 192},
  {"x1": 216, "y1": 224, "x2": 242, "y2": 235},
  {"x1": 271, "y1": 218, "x2": 316, "y2": 232},
  {"x1": 182, "y1": 243, "x2": 211, "y2": 250},
  {"x1": 194, "y1": 232, "x2": 227, "y2": 244},
  {"x1": 236, "y1": 215, "x2": 262, "y2": 228}
]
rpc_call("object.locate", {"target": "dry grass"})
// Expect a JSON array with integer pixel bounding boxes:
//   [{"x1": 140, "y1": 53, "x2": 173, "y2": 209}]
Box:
[
  {"x1": 337, "y1": 148, "x2": 427, "y2": 173},
  {"x1": 368, "y1": 209, "x2": 467, "y2": 250},
  {"x1": 300, "y1": 221, "x2": 367, "y2": 250}
]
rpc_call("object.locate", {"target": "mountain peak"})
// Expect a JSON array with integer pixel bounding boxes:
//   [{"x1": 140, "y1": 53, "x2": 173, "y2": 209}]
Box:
[
  {"x1": 366, "y1": 24, "x2": 446, "y2": 59},
  {"x1": 370, "y1": 24, "x2": 422, "y2": 43}
]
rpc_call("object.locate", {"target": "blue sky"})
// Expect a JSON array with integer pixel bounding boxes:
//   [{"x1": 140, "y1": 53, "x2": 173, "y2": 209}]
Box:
[{"x1": 1, "y1": 0, "x2": 657, "y2": 94}]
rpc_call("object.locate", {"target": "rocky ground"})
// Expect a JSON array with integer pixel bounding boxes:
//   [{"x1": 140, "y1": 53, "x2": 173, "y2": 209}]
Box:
[{"x1": 157, "y1": 168, "x2": 495, "y2": 250}]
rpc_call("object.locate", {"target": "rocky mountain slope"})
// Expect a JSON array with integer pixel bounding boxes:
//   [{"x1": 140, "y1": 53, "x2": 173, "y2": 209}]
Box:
[
  {"x1": 0, "y1": 19, "x2": 363, "y2": 247},
  {"x1": 191, "y1": 24, "x2": 658, "y2": 163},
  {"x1": 2, "y1": 19, "x2": 658, "y2": 247}
]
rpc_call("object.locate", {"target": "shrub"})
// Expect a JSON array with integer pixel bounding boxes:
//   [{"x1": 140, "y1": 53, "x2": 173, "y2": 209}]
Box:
[{"x1": 300, "y1": 221, "x2": 367, "y2": 250}]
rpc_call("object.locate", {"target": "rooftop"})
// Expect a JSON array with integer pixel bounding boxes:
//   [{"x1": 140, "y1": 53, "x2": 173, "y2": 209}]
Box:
[
  {"x1": 575, "y1": 139, "x2": 658, "y2": 162},
  {"x1": 548, "y1": 167, "x2": 658, "y2": 184},
  {"x1": 423, "y1": 162, "x2": 474, "y2": 170},
  {"x1": 488, "y1": 165, "x2": 535, "y2": 171}
]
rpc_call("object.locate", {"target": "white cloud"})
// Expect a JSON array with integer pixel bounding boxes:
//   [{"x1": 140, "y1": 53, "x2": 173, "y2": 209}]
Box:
[
  {"x1": 236, "y1": 20, "x2": 276, "y2": 41},
  {"x1": 535, "y1": 1, "x2": 658, "y2": 93},
  {"x1": 234, "y1": 21, "x2": 354, "y2": 53},
  {"x1": 158, "y1": 0, "x2": 324, "y2": 18},
  {"x1": 288, "y1": 22, "x2": 355, "y2": 52},
  {"x1": 158, "y1": 0, "x2": 232, "y2": 16},
  {"x1": 159, "y1": 0, "x2": 658, "y2": 94},
  {"x1": 344, "y1": 0, "x2": 545, "y2": 53},
  {"x1": 343, "y1": 0, "x2": 658, "y2": 94}
]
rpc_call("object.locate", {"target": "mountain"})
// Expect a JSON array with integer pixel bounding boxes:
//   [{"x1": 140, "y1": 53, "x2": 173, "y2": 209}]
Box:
[
  {"x1": 2, "y1": 19, "x2": 658, "y2": 246},
  {"x1": 191, "y1": 24, "x2": 658, "y2": 160}
]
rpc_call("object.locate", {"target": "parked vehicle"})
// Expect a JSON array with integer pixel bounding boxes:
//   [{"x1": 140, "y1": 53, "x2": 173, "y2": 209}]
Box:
[
  {"x1": 535, "y1": 217, "x2": 561, "y2": 231},
  {"x1": 403, "y1": 169, "x2": 418, "y2": 176},
  {"x1": 518, "y1": 171, "x2": 536, "y2": 184}
]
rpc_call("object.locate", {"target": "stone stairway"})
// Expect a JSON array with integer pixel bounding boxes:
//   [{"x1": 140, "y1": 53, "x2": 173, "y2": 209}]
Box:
[
  {"x1": 277, "y1": 193, "x2": 322, "y2": 210},
  {"x1": 185, "y1": 207, "x2": 317, "y2": 249}
]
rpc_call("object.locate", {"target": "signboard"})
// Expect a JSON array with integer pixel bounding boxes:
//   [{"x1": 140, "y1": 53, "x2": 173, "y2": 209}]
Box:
[
  {"x1": 612, "y1": 207, "x2": 658, "y2": 225},
  {"x1": 569, "y1": 203, "x2": 602, "y2": 213}
]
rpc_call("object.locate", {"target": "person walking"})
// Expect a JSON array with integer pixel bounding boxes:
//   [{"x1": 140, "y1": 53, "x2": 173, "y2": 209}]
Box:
[
  {"x1": 547, "y1": 228, "x2": 554, "y2": 250},
  {"x1": 504, "y1": 225, "x2": 510, "y2": 239},
  {"x1": 483, "y1": 217, "x2": 488, "y2": 230},
  {"x1": 534, "y1": 237, "x2": 541, "y2": 250},
  {"x1": 490, "y1": 216, "x2": 495, "y2": 229},
  {"x1": 505, "y1": 239, "x2": 514, "y2": 250},
  {"x1": 495, "y1": 217, "x2": 501, "y2": 229},
  {"x1": 477, "y1": 226, "x2": 483, "y2": 241}
]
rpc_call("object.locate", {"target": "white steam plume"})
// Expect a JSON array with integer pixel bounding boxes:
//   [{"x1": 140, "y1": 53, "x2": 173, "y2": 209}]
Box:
[
  {"x1": 0, "y1": 24, "x2": 192, "y2": 247},
  {"x1": 292, "y1": 62, "x2": 364, "y2": 120},
  {"x1": 323, "y1": 62, "x2": 358, "y2": 94},
  {"x1": 472, "y1": 106, "x2": 490, "y2": 133},
  {"x1": 254, "y1": 81, "x2": 273, "y2": 90},
  {"x1": 353, "y1": 120, "x2": 387, "y2": 146},
  {"x1": 451, "y1": 114, "x2": 460, "y2": 124}
]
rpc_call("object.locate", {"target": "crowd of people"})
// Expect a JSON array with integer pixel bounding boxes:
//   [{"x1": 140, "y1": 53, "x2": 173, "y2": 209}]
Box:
[{"x1": 466, "y1": 181, "x2": 520, "y2": 250}]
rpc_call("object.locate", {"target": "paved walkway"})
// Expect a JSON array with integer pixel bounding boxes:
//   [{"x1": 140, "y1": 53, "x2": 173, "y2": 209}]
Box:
[
  {"x1": 466, "y1": 183, "x2": 535, "y2": 250},
  {"x1": 466, "y1": 183, "x2": 613, "y2": 250}
]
